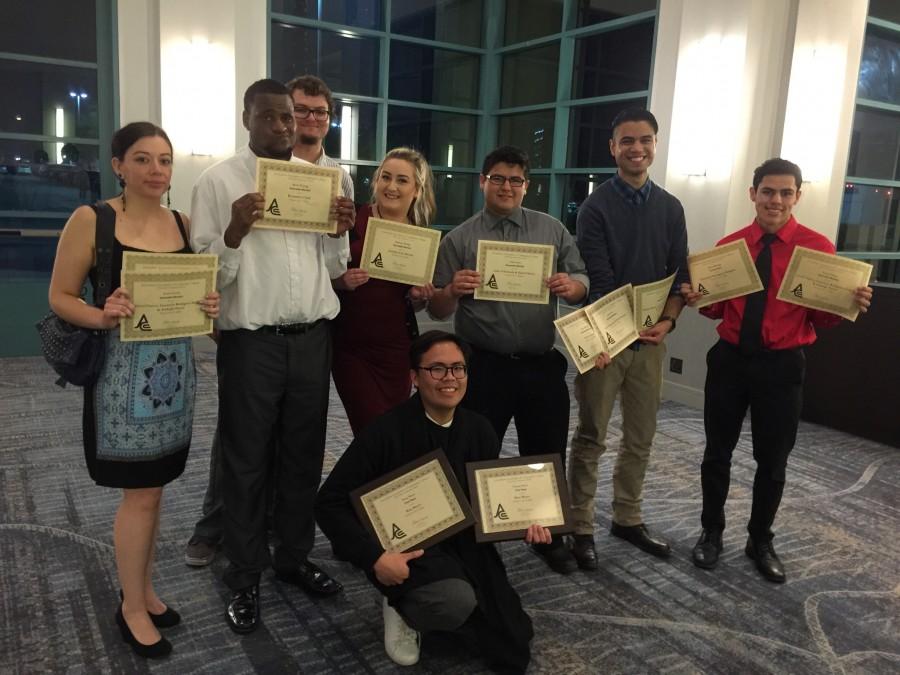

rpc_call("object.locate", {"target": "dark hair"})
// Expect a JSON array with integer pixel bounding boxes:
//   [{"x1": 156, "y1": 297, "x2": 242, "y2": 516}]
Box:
[
  {"x1": 409, "y1": 330, "x2": 472, "y2": 369},
  {"x1": 110, "y1": 122, "x2": 172, "y2": 161},
  {"x1": 285, "y1": 74, "x2": 335, "y2": 115},
  {"x1": 243, "y1": 78, "x2": 290, "y2": 113},
  {"x1": 481, "y1": 145, "x2": 530, "y2": 178},
  {"x1": 610, "y1": 107, "x2": 659, "y2": 138},
  {"x1": 752, "y1": 158, "x2": 803, "y2": 190}
]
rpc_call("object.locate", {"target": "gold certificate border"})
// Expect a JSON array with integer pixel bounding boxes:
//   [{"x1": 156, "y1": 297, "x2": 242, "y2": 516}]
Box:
[
  {"x1": 466, "y1": 454, "x2": 572, "y2": 543},
  {"x1": 473, "y1": 240, "x2": 554, "y2": 304},
  {"x1": 120, "y1": 267, "x2": 216, "y2": 342},
  {"x1": 585, "y1": 283, "x2": 638, "y2": 358},
  {"x1": 554, "y1": 309, "x2": 602, "y2": 374},
  {"x1": 359, "y1": 217, "x2": 441, "y2": 286},
  {"x1": 350, "y1": 450, "x2": 475, "y2": 553},
  {"x1": 255, "y1": 157, "x2": 339, "y2": 234},
  {"x1": 776, "y1": 246, "x2": 872, "y2": 322},
  {"x1": 633, "y1": 271, "x2": 677, "y2": 329},
  {"x1": 688, "y1": 239, "x2": 763, "y2": 308},
  {"x1": 122, "y1": 251, "x2": 218, "y2": 274}
]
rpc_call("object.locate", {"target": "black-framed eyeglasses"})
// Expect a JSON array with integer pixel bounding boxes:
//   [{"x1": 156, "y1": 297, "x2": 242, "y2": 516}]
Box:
[
  {"x1": 485, "y1": 174, "x2": 526, "y2": 188},
  {"x1": 417, "y1": 364, "x2": 468, "y2": 380},
  {"x1": 293, "y1": 106, "x2": 330, "y2": 121}
]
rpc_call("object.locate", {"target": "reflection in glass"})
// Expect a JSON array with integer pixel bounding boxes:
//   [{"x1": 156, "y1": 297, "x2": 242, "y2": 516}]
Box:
[
  {"x1": 572, "y1": 22, "x2": 654, "y2": 99},
  {"x1": 568, "y1": 98, "x2": 645, "y2": 168},
  {"x1": 497, "y1": 111, "x2": 555, "y2": 169},
  {"x1": 838, "y1": 183, "x2": 899, "y2": 254},
  {"x1": 323, "y1": 101, "x2": 379, "y2": 162},
  {"x1": 0, "y1": 218, "x2": 63, "y2": 279},
  {"x1": 0, "y1": 0, "x2": 97, "y2": 62},
  {"x1": 433, "y1": 171, "x2": 476, "y2": 228},
  {"x1": 501, "y1": 44, "x2": 560, "y2": 108},
  {"x1": 345, "y1": 164, "x2": 377, "y2": 205},
  {"x1": 0, "y1": 140, "x2": 101, "y2": 212},
  {"x1": 560, "y1": 173, "x2": 609, "y2": 233},
  {"x1": 271, "y1": 0, "x2": 383, "y2": 30},
  {"x1": 521, "y1": 174, "x2": 550, "y2": 215},
  {"x1": 387, "y1": 108, "x2": 478, "y2": 168},
  {"x1": 271, "y1": 24, "x2": 379, "y2": 97},
  {"x1": 389, "y1": 44, "x2": 480, "y2": 108},
  {"x1": 392, "y1": 0, "x2": 483, "y2": 47},
  {"x1": 504, "y1": 0, "x2": 563, "y2": 45},
  {"x1": 846, "y1": 108, "x2": 900, "y2": 181},
  {"x1": 867, "y1": 0, "x2": 900, "y2": 25},
  {"x1": 857, "y1": 27, "x2": 900, "y2": 105},
  {"x1": 575, "y1": 0, "x2": 657, "y2": 27}
]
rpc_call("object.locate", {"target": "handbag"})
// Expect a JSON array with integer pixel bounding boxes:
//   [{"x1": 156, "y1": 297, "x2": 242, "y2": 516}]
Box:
[{"x1": 36, "y1": 202, "x2": 116, "y2": 387}]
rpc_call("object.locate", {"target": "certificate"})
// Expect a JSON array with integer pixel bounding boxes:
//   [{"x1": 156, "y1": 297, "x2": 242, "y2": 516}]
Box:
[
  {"x1": 633, "y1": 272, "x2": 677, "y2": 329},
  {"x1": 466, "y1": 454, "x2": 572, "y2": 543},
  {"x1": 585, "y1": 284, "x2": 638, "y2": 358},
  {"x1": 120, "y1": 252, "x2": 218, "y2": 342},
  {"x1": 359, "y1": 217, "x2": 441, "y2": 286},
  {"x1": 687, "y1": 239, "x2": 763, "y2": 308},
  {"x1": 255, "y1": 157, "x2": 339, "y2": 234},
  {"x1": 473, "y1": 240, "x2": 554, "y2": 304},
  {"x1": 554, "y1": 309, "x2": 606, "y2": 374},
  {"x1": 350, "y1": 450, "x2": 475, "y2": 553},
  {"x1": 776, "y1": 246, "x2": 873, "y2": 321}
]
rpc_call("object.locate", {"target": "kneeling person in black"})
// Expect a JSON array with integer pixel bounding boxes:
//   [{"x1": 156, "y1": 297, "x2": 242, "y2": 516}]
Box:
[{"x1": 315, "y1": 330, "x2": 550, "y2": 672}]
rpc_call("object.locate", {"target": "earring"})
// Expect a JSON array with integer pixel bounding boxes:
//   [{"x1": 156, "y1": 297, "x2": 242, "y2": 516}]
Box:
[
  {"x1": 117, "y1": 174, "x2": 126, "y2": 188},
  {"x1": 166, "y1": 187, "x2": 171, "y2": 208},
  {"x1": 121, "y1": 189, "x2": 126, "y2": 212}
]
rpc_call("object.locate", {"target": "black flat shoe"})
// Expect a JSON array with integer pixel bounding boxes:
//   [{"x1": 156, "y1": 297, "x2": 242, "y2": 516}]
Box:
[
  {"x1": 119, "y1": 590, "x2": 181, "y2": 628},
  {"x1": 570, "y1": 534, "x2": 599, "y2": 571},
  {"x1": 115, "y1": 604, "x2": 172, "y2": 659},
  {"x1": 276, "y1": 560, "x2": 343, "y2": 597},
  {"x1": 610, "y1": 522, "x2": 672, "y2": 558},
  {"x1": 745, "y1": 536, "x2": 786, "y2": 583},
  {"x1": 530, "y1": 540, "x2": 578, "y2": 575},
  {"x1": 226, "y1": 584, "x2": 260, "y2": 634},
  {"x1": 691, "y1": 529, "x2": 723, "y2": 570}
]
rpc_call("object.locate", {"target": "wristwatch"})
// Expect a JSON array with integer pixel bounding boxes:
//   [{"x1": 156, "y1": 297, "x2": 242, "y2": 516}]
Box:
[{"x1": 658, "y1": 314, "x2": 677, "y2": 332}]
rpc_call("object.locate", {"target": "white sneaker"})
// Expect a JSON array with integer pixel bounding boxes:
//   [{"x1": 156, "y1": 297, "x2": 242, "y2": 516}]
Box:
[{"x1": 383, "y1": 597, "x2": 420, "y2": 666}]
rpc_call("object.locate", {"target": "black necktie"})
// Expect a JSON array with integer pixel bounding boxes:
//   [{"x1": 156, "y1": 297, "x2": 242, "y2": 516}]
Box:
[{"x1": 739, "y1": 233, "x2": 777, "y2": 355}]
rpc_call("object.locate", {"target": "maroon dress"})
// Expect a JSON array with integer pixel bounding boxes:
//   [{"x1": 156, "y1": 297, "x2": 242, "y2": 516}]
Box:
[{"x1": 332, "y1": 205, "x2": 417, "y2": 436}]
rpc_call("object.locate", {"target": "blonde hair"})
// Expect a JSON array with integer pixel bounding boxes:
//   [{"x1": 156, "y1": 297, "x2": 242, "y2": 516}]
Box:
[{"x1": 371, "y1": 147, "x2": 436, "y2": 227}]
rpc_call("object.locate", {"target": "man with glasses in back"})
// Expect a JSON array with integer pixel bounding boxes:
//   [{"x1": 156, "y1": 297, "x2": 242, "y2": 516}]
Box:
[{"x1": 429, "y1": 145, "x2": 589, "y2": 575}]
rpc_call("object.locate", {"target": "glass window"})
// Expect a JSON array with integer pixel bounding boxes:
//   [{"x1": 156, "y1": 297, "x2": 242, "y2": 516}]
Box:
[
  {"x1": 572, "y1": 22, "x2": 654, "y2": 99},
  {"x1": 271, "y1": 24, "x2": 380, "y2": 97},
  {"x1": 0, "y1": 140, "x2": 101, "y2": 212},
  {"x1": 521, "y1": 174, "x2": 550, "y2": 214},
  {"x1": 575, "y1": 0, "x2": 657, "y2": 27},
  {"x1": 433, "y1": 171, "x2": 476, "y2": 227},
  {"x1": 857, "y1": 26, "x2": 900, "y2": 105},
  {"x1": 497, "y1": 111, "x2": 555, "y2": 169},
  {"x1": 391, "y1": 0, "x2": 483, "y2": 48},
  {"x1": 0, "y1": 59, "x2": 99, "y2": 138},
  {"x1": 389, "y1": 44, "x2": 480, "y2": 108},
  {"x1": 271, "y1": 0, "x2": 383, "y2": 30},
  {"x1": 0, "y1": 0, "x2": 97, "y2": 62},
  {"x1": 838, "y1": 183, "x2": 899, "y2": 254},
  {"x1": 344, "y1": 164, "x2": 377, "y2": 205},
  {"x1": 560, "y1": 173, "x2": 611, "y2": 232},
  {"x1": 501, "y1": 44, "x2": 559, "y2": 108},
  {"x1": 846, "y1": 108, "x2": 900, "y2": 181},
  {"x1": 867, "y1": 0, "x2": 900, "y2": 25},
  {"x1": 568, "y1": 98, "x2": 645, "y2": 168},
  {"x1": 504, "y1": 0, "x2": 563, "y2": 45},
  {"x1": 387, "y1": 107, "x2": 478, "y2": 168},
  {"x1": 323, "y1": 101, "x2": 379, "y2": 162}
]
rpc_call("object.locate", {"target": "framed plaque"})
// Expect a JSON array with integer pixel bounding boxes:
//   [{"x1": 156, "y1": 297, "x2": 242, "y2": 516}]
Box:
[
  {"x1": 255, "y1": 157, "x2": 339, "y2": 233},
  {"x1": 350, "y1": 450, "x2": 475, "y2": 553},
  {"x1": 466, "y1": 454, "x2": 573, "y2": 543}
]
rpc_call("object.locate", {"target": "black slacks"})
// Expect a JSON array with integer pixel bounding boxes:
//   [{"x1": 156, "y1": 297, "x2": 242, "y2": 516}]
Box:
[
  {"x1": 217, "y1": 323, "x2": 331, "y2": 590},
  {"x1": 700, "y1": 339, "x2": 805, "y2": 540}
]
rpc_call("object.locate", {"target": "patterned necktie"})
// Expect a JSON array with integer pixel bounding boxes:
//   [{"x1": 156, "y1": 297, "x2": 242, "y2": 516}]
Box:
[{"x1": 739, "y1": 233, "x2": 778, "y2": 355}]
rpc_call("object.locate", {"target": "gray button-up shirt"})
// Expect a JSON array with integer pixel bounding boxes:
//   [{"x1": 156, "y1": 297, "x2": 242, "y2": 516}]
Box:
[{"x1": 433, "y1": 206, "x2": 589, "y2": 354}]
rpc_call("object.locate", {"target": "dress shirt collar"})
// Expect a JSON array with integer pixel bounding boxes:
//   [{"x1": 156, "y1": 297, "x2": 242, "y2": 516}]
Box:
[
  {"x1": 483, "y1": 206, "x2": 523, "y2": 229},
  {"x1": 749, "y1": 215, "x2": 799, "y2": 245},
  {"x1": 611, "y1": 173, "x2": 652, "y2": 205},
  {"x1": 239, "y1": 144, "x2": 309, "y2": 175}
]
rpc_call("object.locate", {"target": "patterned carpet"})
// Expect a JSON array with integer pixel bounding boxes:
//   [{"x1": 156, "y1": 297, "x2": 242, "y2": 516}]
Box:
[{"x1": 1, "y1": 352, "x2": 898, "y2": 674}]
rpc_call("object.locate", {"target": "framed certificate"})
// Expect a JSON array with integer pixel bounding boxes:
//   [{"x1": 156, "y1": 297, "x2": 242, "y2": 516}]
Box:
[
  {"x1": 687, "y1": 239, "x2": 763, "y2": 308},
  {"x1": 776, "y1": 246, "x2": 872, "y2": 321},
  {"x1": 473, "y1": 240, "x2": 554, "y2": 304},
  {"x1": 359, "y1": 217, "x2": 441, "y2": 286},
  {"x1": 554, "y1": 308, "x2": 606, "y2": 374},
  {"x1": 585, "y1": 284, "x2": 638, "y2": 358},
  {"x1": 350, "y1": 450, "x2": 475, "y2": 553},
  {"x1": 633, "y1": 271, "x2": 677, "y2": 329},
  {"x1": 255, "y1": 157, "x2": 339, "y2": 234},
  {"x1": 466, "y1": 454, "x2": 572, "y2": 543},
  {"x1": 120, "y1": 252, "x2": 218, "y2": 342}
]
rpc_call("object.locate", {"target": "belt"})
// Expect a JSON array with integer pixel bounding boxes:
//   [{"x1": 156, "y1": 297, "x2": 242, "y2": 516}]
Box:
[
  {"x1": 479, "y1": 348, "x2": 553, "y2": 361},
  {"x1": 257, "y1": 318, "x2": 325, "y2": 335}
]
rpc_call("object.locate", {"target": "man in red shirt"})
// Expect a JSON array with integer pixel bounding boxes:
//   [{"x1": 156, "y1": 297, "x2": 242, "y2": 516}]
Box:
[{"x1": 680, "y1": 158, "x2": 872, "y2": 583}]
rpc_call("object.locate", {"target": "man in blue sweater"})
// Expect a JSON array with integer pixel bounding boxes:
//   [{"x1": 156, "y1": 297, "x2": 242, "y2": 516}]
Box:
[{"x1": 567, "y1": 108, "x2": 689, "y2": 569}]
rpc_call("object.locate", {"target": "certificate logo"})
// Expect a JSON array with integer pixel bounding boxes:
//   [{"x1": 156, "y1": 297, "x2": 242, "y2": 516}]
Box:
[
  {"x1": 698, "y1": 283, "x2": 709, "y2": 295},
  {"x1": 265, "y1": 197, "x2": 281, "y2": 216},
  {"x1": 135, "y1": 314, "x2": 152, "y2": 332},
  {"x1": 390, "y1": 523, "x2": 406, "y2": 540},
  {"x1": 578, "y1": 345, "x2": 589, "y2": 359},
  {"x1": 494, "y1": 504, "x2": 509, "y2": 521},
  {"x1": 487, "y1": 274, "x2": 499, "y2": 289},
  {"x1": 605, "y1": 332, "x2": 615, "y2": 345},
  {"x1": 371, "y1": 252, "x2": 384, "y2": 268},
  {"x1": 643, "y1": 314, "x2": 654, "y2": 328},
  {"x1": 791, "y1": 283, "x2": 803, "y2": 298}
]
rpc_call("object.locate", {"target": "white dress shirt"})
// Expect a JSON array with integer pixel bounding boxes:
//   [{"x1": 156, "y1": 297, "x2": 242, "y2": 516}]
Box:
[{"x1": 190, "y1": 146, "x2": 350, "y2": 330}]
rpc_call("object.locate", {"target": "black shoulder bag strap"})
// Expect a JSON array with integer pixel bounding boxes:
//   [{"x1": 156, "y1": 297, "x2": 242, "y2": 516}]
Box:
[{"x1": 91, "y1": 201, "x2": 116, "y2": 308}]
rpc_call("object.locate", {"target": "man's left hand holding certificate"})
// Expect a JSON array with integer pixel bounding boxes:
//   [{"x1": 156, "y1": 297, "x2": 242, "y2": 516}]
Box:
[
  {"x1": 120, "y1": 252, "x2": 218, "y2": 341},
  {"x1": 255, "y1": 157, "x2": 340, "y2": 233}
]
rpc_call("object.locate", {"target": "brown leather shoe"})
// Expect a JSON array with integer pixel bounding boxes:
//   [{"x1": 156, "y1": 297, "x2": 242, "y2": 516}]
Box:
[
  {"x1": 610, "y1": 522, "x2": 671, "y2": 558},
  {"x1": 570, "y1": 534, "x2": 599, "y2": 571}
]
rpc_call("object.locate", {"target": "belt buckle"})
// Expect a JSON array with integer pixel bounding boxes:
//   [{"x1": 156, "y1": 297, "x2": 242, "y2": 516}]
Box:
[{"x1": 273, "y1": 324, "x2": 286, "y2": 336}]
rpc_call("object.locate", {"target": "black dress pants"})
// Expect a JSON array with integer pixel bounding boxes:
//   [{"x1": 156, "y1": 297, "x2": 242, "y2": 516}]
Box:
[
  {"x1": 700, "y1": 339, "x2": 805, "y2": 540},
  {"x1": 217, "y1": 322, "x2": 331, "y2": 590}
]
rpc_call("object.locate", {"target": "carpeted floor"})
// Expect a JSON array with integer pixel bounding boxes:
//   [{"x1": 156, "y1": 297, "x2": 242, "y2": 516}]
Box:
[{"x1": 1, "y1": 352, "x2": 898, "y2": 674}]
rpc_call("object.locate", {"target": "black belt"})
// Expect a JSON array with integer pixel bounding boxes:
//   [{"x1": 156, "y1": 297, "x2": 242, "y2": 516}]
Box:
[
  {"x1": 257, "y1": 318, "x2": 325, "y2": 335},
  {"x1": 479, "y1": 347, "x2": 553, "y2": 361}
]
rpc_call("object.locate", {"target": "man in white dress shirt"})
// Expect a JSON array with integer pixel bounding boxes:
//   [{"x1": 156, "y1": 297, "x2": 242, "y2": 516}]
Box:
[{"x1": 190, "y1": 79, "x2": 354, "y2": 634}]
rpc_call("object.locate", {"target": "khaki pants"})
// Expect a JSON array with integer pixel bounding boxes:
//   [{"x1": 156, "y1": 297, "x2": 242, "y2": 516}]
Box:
[{"x1": 567, "y1": 343, "x2": 665, "y2": 533}]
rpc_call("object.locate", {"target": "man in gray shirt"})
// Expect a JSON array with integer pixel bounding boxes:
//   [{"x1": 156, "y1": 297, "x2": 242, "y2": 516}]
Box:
[{"x1": 430, "y1": 145, "x2": 588, "y2": 575}]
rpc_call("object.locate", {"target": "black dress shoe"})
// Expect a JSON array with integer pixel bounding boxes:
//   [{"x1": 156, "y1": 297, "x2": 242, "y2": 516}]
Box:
[
  {"x1": 570, "y1": 535, "x2": 599, "y2": 571},
  {"x1": 119, "y1": 590, "x2": 181, "y2": 628},
  {"x1": 610, "y1": 522, "x2": 671, "y2": 558},
  {"x1": 745, "y1": 536, "x2": 786, "y2": 583},
  {"x1": 691, "y1": 529, "x2": 723, "y2": 569},
  {"x1": 275, "y1": 559, "x2": 343, "y2": 596},
  {"x1": 530, "y1": 540, "x2": 578, "y2": 575},
  {"x1": 226, "y1": 585, "x2": 260, "y2": 634},
  {"x1": 115, "y1": 604, "x2": 172, "y2": 659}
]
